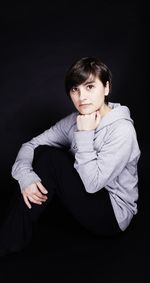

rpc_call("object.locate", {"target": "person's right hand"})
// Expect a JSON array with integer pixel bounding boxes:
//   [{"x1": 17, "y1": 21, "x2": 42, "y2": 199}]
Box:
[
  {"x1": 22, "y1": 182, "x2": 48, "y2": 209},
  {"x1": 77, "y1": 111, "x2": 101, "y2": 131}
]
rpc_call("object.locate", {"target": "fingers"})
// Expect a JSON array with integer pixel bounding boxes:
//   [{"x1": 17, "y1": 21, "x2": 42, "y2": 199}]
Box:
[
  {"x1": 29, "y1": 194, "x2": 45, "y2": 203},
  {"x1": 34, "y1": 192, "x2": 47, "y2": 202},
  {"x1": 22, "y1": 192, "x2": 43, "y2": 208},
  {"x1": 22, "y1": 182, "x2": 48, "y2": 209},
  {"x1": 28, "y1": 195, "x2": 42, "y2": 205},
  {"x1": 22, "y1": 192, "x2": 47, "y2": 209},
  {"x1": 36, "y1": 182, "x2": 48, "y2": 194},
  {"x1": 22, "y1": 194, "x2": 32, "y2": 209},
  {"x1": 77, "y1": 111, "x2": 101, "y2": 131}
]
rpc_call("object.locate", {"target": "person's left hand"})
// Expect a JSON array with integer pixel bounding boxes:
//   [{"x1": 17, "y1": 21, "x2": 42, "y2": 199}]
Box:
[{"x1": 77, "y1": 111, "x2": 101, "y2": 131}]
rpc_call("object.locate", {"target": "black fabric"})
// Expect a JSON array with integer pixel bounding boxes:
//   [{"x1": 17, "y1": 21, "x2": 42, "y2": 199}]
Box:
[
  {"x1": 0, "y1": 146, "x2": 121, "y2": 254},
  {"x1": 33, "y1": 146, "x2": 121, "y2": 235}
]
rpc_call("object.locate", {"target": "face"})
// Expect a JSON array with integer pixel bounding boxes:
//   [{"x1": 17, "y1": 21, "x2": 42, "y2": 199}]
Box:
[{"x1": 70, "y1": 75, "x2": 109, "y2": 115}]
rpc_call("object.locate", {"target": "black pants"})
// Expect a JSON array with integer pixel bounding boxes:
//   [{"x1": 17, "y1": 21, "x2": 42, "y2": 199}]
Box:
[{"x1": 0, "y1": 146, "x2": 121, "y2": 253}]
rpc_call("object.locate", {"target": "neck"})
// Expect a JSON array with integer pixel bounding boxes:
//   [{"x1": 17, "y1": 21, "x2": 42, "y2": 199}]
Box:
[{"x1": 99, "y1": 104, "x2": 112, "y2": 117}]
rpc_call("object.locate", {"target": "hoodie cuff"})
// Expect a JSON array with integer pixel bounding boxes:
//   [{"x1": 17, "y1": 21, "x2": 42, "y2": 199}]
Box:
[
  {"x1": 18, "y1": 172, "x2": 41, "y2": 192},
  {"x1": 74, "y1": 130, "x2": 95, "y2": 151}
]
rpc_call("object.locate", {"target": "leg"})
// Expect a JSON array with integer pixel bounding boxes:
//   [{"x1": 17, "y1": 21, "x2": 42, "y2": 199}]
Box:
[
  {"x1": 0, "y1": 145, "x2": 121, "y2": 257},
  {"x1": 0, "y1": 146, "x2": 56, "y2": 255},
  {"x1": 34, "y1": 146, "x2": 121, "y2": 237},
  {"x1": 0, "y1": 189, "x2": 33, "y2": 255}
]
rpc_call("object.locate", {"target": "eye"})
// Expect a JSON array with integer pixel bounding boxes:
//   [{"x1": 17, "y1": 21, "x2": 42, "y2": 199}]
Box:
[
  {"x1": 86, "y1": 84, "x2": 94, "y2": 90},
  {"x1": 70, "y1": 87, "x2": 78, "y2": 94}
]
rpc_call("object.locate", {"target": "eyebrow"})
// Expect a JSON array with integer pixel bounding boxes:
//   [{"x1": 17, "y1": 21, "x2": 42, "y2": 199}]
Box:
[{"x1": 83, "y1": 80, "x2": 95, "y2": 86}]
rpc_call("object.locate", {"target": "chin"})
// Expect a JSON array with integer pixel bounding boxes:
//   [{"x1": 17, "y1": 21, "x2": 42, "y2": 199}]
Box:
[{"x1": 80, "y1": 110, "x2": 94, "y2": 115}]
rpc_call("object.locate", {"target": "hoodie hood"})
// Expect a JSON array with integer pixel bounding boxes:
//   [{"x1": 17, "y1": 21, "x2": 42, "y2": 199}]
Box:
[{"x1": 96, "y1": 102, "x2": 133, "y2": 130}]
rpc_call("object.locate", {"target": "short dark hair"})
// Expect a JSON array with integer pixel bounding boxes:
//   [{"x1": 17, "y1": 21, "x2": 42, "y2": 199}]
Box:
[{"x1": 65, "y1": 57, "x2": 112, "y2": 104}]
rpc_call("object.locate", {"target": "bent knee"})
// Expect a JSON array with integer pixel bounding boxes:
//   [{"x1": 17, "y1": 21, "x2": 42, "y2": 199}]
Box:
[{"x1": 33, "y1": 146, "x2": 69, "y2": 165}]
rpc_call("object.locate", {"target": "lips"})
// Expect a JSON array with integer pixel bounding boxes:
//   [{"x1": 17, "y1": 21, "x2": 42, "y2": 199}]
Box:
[{"x1": 79, "y1": 103, "x2": 91, "y2": 107}]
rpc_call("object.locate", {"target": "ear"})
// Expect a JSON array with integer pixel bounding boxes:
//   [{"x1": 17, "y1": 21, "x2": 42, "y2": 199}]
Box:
[{"x1": 104, "y1": 81, "x2": 109, "y2": 96}]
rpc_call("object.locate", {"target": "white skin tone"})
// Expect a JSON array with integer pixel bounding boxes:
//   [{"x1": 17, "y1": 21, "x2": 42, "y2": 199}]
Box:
[
  {"x1": 22, "y1": 74, "x2": 111, "y2": 209},
  {"x1": 70, "y1": 74, "x2": 111, "y2": 130},
  {"x1": 22, "y1": 182, "x2": 48, "y2": 209}
]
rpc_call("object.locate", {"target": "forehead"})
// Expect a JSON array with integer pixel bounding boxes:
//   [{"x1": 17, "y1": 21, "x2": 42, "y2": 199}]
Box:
[{"x1": 80, "y1": 75, "x2": 101, "y2": 86}]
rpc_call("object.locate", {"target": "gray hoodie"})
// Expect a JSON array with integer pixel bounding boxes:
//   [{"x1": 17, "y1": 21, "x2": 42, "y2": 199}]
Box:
[{"x1": 12, "y1": 102, "x2": 141, "y2": 231}]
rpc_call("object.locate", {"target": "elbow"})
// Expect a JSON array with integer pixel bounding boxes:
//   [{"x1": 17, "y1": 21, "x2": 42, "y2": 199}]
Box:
[
  {"x1": 85, "y1": 188, "x2": 96, "y2": 194},
  {"x1": 11, "y1": 163, "x2": 20, "y2": 179},
  {"x1": 83, "y1": 176, "x2": 106, "y2": 194},
  {"x1": 11, "y1": 166, "x2": 17, "y2": 179},
  {"x1": 84, "y1": 184, "x2": 104, "y2": 194},
  {"x1": 11, "y1": 164, "x2": 15, "y2": 177}
]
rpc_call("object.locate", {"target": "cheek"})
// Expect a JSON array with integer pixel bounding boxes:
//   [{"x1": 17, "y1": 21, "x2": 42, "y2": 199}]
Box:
[
  {"x1": 94, "y1": 95, "x2": 104, "y2": 106},
  {"x1": 93, "y1": 92, "x2": 101, "y2": 101},
  {"x1": 71, "y1": 96, "x2": 78, "y2": 104},
  {"x1": 70, "y1": 95, "x2": 74, "y2": 102}
]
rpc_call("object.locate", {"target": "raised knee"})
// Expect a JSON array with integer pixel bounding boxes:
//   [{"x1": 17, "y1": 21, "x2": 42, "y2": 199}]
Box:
[
  {"x1": 34, "y1": 145, "x2": 56, "y2": 161},
  {"x1": 33, "y1": 146, "x2": 66, "y2": 165}
]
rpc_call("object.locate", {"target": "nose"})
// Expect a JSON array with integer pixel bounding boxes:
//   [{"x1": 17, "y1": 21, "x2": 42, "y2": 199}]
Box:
[{"x1": 79, "y1": 88, "x2": 87, "y2": 101}]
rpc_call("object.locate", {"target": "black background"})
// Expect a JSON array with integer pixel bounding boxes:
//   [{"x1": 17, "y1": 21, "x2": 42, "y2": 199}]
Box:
[{"x1": 0, "y1": 1, "x2": 149, "y2": 282}]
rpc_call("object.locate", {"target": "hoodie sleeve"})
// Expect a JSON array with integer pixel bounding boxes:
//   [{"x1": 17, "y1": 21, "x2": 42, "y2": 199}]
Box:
[
  {"x1": 11, "y1": 114, "x2": 72, "y2": 191},
  {"x1": 73, "y1": 122, "x2": 140, "y2": 193}
]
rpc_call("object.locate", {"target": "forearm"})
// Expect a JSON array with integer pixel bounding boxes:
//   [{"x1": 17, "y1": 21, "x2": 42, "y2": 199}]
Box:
[
  {"x1": 74, "y1": 129, "x2": 134, "y2": 194},
  {"x1": 11, "y1": 142, "x2": 41, "y2": 191},
  {"x1": 74, "y1": 130, "x2": 102, "y2": 193},
  {"x1": 11, "y1": 117, "x2": 70, "y2": 191}
]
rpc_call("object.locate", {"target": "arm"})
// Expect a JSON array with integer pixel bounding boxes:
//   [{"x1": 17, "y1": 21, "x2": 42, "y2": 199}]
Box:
[
  {"x1": 11, "y1": 115, "x2": 71, "y2": 192},
  {"x1": 74, "y1": 122, "x2": 139, "y2": 193}
]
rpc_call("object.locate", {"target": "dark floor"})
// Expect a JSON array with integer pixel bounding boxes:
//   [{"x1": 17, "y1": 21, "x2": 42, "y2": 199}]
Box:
[{"x1": 0, "y1": 180, "x2": 149, "y2": 283}]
